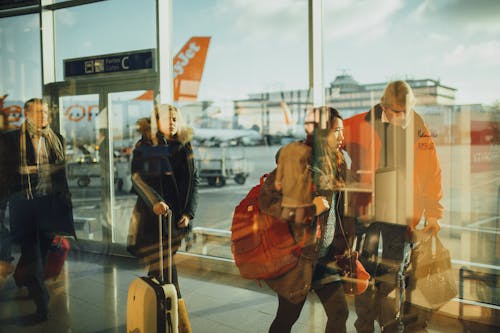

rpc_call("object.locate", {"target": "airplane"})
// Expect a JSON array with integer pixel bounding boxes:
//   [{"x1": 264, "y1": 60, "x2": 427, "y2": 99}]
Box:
[{"x1": 192, "y1": 127, "x2": 263, "y2": 147}]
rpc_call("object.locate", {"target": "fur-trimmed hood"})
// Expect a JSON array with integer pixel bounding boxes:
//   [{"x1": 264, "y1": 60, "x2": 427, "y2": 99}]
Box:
[{"x1": 176, "y1": 126, "x2": 194, "y2": 145}]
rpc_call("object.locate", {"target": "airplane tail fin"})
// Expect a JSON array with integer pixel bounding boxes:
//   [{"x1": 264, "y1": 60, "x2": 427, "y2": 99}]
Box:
[
  {"x1": 174, "y1": 36, "x2": 210, "y2": 101},
  {"x1": 134, "y1": 36, "x2": 211, "y2": 102}
]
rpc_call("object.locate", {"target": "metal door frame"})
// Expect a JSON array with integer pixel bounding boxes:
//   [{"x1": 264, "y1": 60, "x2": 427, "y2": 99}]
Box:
[{"x1": 43, "y1": 72, "x2": 158, "y2": 253}]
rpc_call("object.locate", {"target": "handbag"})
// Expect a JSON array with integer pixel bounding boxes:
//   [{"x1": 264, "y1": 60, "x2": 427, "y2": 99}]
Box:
[
  {"x1": 13, "y1": 235, "x2": 70, "y2": 286},
  {"x1": 408, "y1": 235, "x2": 457, "y2": 310},
  {"x1": 44, "y1": 235, "x2": 70, "y2": 281},
  {"x1": 335, "y1": 251, "x2": 371, "y2": 295}
]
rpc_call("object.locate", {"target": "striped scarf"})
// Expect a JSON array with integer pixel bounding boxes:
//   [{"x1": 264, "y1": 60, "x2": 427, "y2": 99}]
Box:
[{"x1": 19, "y1": 120, "x2": 64, "y2": 198}]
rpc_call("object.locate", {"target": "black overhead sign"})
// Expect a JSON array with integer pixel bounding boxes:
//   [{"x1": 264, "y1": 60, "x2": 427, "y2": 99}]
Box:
[{"x1": 64, "y1": 49, "x2": 155, "y2": 78}]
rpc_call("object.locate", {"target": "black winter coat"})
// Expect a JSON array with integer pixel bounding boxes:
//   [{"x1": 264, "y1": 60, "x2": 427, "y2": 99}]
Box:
[{"x1": 129, "y1": 133, "x2": 199, "y2": 258}]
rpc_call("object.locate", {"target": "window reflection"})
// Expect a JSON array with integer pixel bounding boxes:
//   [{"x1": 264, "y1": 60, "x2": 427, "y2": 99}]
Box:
[
  {"x1": 173, "y1": 0, "x2": 309, "y2": 258},
  {"x1": 324, "y1": 0, "x2": 500, "y2": 324},
  {"x1": 1, "y1": 0, "x2": 499, "y2": 326}
]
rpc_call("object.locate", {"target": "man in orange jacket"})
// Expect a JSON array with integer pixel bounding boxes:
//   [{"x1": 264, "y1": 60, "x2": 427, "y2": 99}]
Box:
[{"x1": 342, "y1": 80, "x2": 443, "y2": 332}]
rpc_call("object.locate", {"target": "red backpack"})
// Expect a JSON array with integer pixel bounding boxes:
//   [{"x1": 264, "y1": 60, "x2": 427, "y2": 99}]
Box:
[{"x1": 231, "y1": 173, "x2": 303, "y2": 280}]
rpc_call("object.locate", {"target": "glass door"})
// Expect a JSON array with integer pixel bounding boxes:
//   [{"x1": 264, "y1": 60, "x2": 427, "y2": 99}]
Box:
[
  {"x1": 108, "y1": 91, "x2": 154, "y2": 244},
  {"x1": 59, "y1": 94, "x2": 106, "y2": 241},
  {"x1": 45, "y1": 73, "x2": 158, "y2": 252}
]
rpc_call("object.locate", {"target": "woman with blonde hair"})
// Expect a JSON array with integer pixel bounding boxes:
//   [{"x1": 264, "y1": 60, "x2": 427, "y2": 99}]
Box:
[{"x1": 129, "y1": 104, "x2": 199, "y2": 332}]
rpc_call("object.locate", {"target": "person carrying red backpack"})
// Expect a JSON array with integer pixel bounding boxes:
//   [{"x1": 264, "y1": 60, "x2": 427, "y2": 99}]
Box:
[{"x1": 266, "y1": 106, "x2": 351, "y2": 333}]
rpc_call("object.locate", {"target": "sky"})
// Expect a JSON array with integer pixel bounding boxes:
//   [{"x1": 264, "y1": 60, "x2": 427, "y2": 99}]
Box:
[
  {"x1": 1, "y1": 0, "x2": 499, "y2": 105},
  {"x1": 174, "y1": 0, "x2": 500, "y2": 105}
]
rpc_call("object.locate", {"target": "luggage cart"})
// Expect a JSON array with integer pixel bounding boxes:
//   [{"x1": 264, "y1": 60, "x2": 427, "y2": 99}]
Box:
[
  {"x1": 194, "y1": 146, "x2": 249, "y2": 187},
  {"x1": 67, "y1": 161, "x2": 101, "y2": 187},
  {"x1": 353, "y1": 221, "x2": 413, "y2": 332}
]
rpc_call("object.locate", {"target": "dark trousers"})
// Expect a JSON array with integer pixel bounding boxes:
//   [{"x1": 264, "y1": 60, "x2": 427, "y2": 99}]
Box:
[
  {"x1": 269, "y1": 281, "x2": 348, "y2": 333},
  {"x1": 19, "y1": 232, "x2": 52, "y2": 310},
  {"x1": 10, "y1": 196, "x2": 54, "y2": 312},
  {"x1": 354, "y1": 222, "x2": 430, "y2": 333}
]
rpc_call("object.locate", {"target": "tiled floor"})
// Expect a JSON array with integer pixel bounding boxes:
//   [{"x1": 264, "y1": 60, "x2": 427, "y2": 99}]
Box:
[{"x1": 0, "y1": 250, "x2": 497, "y2": 333}]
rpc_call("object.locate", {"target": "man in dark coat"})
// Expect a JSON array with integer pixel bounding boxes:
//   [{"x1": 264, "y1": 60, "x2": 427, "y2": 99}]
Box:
[{"x1": 0, "y1": 98, "x2": 75, "y2": 322}]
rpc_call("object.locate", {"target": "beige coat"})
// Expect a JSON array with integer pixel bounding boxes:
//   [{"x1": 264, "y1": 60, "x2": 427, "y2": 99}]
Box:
[{"x1": 275, "y1": 142, "x2": 313, "y2": 208}]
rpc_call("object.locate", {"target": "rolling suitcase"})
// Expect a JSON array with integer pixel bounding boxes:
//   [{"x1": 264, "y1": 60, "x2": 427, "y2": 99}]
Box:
[{"x1": 127, "y1": 210, "x2": 179, "y2": 333}]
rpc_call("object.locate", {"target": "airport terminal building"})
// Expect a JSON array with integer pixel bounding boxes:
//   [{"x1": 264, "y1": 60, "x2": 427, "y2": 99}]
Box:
[
  {"x1": 1, "y1": 1, "x2": 499, "y2": 332},
  {"x1": 234, "y1": 75, "x2": 458, "y2": 136}
]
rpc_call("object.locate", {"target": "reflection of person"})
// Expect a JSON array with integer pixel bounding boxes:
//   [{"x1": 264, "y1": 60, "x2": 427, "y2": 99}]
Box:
[
  {"x1": 0, "y1": 98, "x2": 75, "y2": 322},
  {"x1": 129, "y1": 104, "x2": 199, "y2": 333},
  {"x1": 343, "y1": 81, "x2": 443, "y2": 332},
  {"x1": 268, "y1": 106, "x2": 349, "y2": 333}
]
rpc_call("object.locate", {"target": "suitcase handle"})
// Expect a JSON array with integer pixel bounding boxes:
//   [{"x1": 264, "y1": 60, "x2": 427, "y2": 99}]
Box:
[{"x1": 159, "y1": 209, "x2": 173, "y2": 284}]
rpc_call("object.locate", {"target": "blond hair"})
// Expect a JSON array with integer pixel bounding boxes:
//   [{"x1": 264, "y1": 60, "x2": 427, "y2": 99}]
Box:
[
  {"x1": 380, "y1": 80, "x2": 416, "y2": 109},
  {"x1": 150, "y1": 104, "x2": 192, "y2": 145}
]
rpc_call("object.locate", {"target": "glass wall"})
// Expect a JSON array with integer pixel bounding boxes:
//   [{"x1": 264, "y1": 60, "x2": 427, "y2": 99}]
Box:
[
  {"x1": 1, "y1": 0, "x2": 158, "y2": 243},
  {"x1": 324, "y1": 0, "x2": 500, "y2": 322},
  {"x1": 0, "y1": 13, "x2": 41, "y2": 125},
  {"x1": 1, "y1": 0, "x2": 499, "y2": 326},
  {"x1": 53, "y1": 0, "x2": 156, "y2": 81},
  {"x1": 172, "y1": 0, "x2": 309, "y2": 258},
  {"x1": 51, "y1": 0, "x2": 157, "y2": 243}
]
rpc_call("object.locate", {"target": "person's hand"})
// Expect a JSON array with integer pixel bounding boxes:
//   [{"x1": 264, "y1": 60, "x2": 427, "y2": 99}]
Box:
[
  {"x1": 422, "y1": 217, "x2": 440, "y2": 235},
  {"x1": 153, "y1": 202, "x2": 169, "y2": 216},
  {"x1": 274, "y1": 181, "x2": 282, "y2": 191},
  {"x1": 313, "y1": 196, "x2": 329, "y2": 215},
  {"x1": 177, "y1": 214, "x2": 190, "y2": 228}
]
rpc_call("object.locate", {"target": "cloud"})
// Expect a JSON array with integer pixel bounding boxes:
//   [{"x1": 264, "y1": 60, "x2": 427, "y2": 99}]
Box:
[
  {"x1": 324, "y1": 0, "x2": 404, "y2": 41},
  {"x1": 214, "y1": 0, "x2": 307, "y2": 43},
  {"x1": 413, "y1": 0, "x2": 500, "y2": 35},
  {"x1": 443, "y1": 41, "x2": 500, "y2": 67},
  {"x1": 57, "y1": 9, "x2": 77, "y2": 27},
  {"x1": 428, "y1": 32, "x2": 450, "y2": 43}
]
